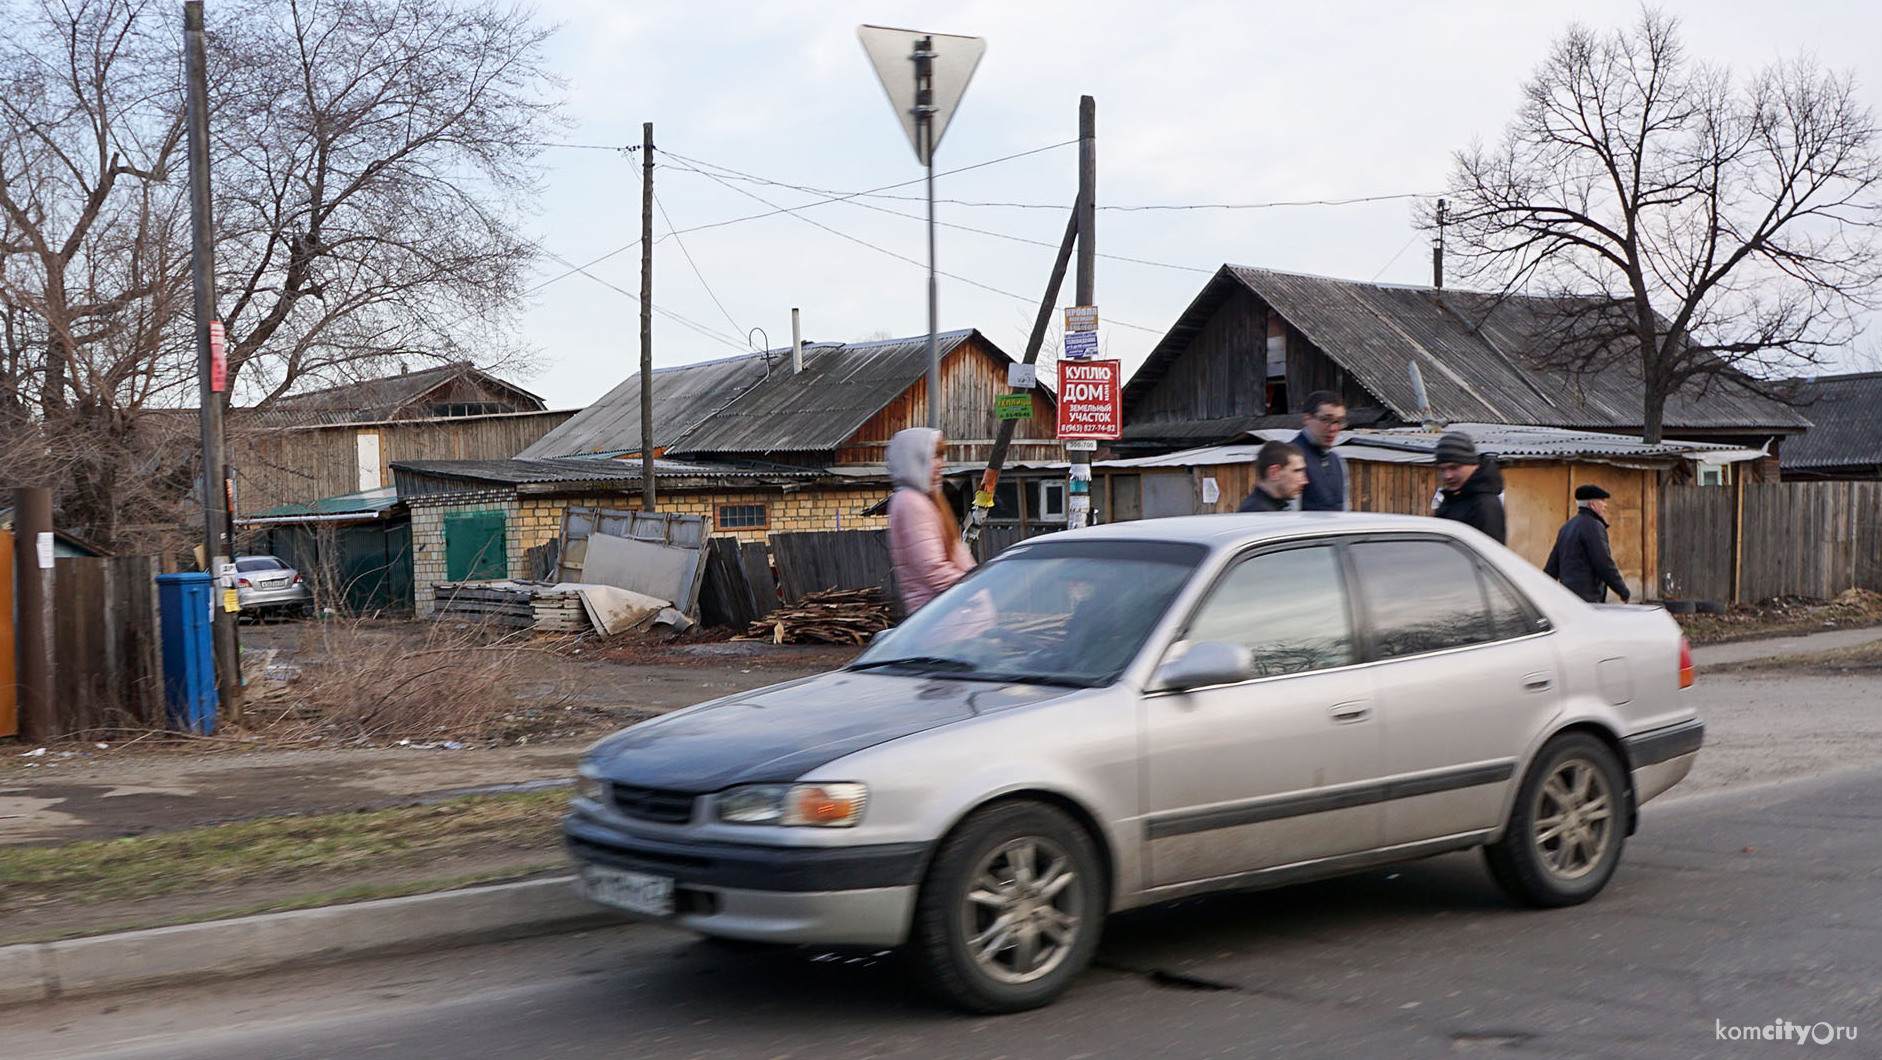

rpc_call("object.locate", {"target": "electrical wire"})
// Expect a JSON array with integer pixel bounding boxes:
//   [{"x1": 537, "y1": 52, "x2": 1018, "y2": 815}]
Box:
[{"x1": 654, "y1": 190, "x2": 743, "y2": 337}]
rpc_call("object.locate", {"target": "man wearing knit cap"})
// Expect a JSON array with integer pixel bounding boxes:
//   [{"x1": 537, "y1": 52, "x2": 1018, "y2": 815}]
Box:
[
  {"x1": 1544, "y1": 484, "x2": 1632, "y2": 602},
  {"x1": 1432, "y1": 430, "x2": 1507, "y2": 544}
]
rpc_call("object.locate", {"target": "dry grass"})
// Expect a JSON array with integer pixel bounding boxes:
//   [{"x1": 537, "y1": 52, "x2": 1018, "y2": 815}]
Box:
[{"x1": 1675, "y1": 589, "x2": 1882, "y2": 646}]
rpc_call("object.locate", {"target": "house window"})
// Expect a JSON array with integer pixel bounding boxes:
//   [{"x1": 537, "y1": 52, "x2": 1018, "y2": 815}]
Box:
[
  {"x1": 991, "y1": 481, "x2": 1022, "y2": 520},
  {"x1": 716, "y1": 503, "x2": 769, "y2": 530},
  {"x1": 428, "y1": 401, "x2": 515, "y2": 417},
  {"x1": 1036, "y1": 480, "x2": 1067, "y2": 521},
  {"x1": 1697, "y1": 464, "x2": 1729, "y2": 487}
]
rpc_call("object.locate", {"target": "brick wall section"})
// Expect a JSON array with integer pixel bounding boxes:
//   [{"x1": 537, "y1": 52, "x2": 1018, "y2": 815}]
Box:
[{"x1": 408, "y1": 484, "x2": 894, "y2": 615}]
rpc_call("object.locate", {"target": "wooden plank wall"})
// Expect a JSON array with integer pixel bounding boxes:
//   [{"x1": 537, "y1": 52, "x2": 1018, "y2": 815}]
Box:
[
  {"x1": 839, "y1": 338, "x2": 1061, "y2": 465},
  {"x1": 50, "y1": 556, "x2": 163, "y2": 736},
  {"x1": 1129, "y1": 286, "x2": 1269, "y2": 424},
  {"x1": 1737, "y1": 482, "x2": 1882, "y2": 602},
  {"x1": 769, "y1": 530, "x2": 894, "y2": 604},
  {"x1": 1657, "y1": 486, "x2": 1735, "y2": 602}
]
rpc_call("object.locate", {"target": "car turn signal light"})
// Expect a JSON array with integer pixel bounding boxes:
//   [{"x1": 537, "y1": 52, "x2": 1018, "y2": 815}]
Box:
[
  {"x1": 1678, "y1": 637, "x2": 1695, "y2": 689},
  {"x1": 792, "y1": 784, "x2": 868, "y2": 827}
]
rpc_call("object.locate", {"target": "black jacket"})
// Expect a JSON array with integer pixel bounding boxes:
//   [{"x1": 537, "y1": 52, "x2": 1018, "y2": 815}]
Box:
[
  {"x1": 1291, "y1": 430, "x2": 1347, "y2": 512},
  {"x1": 1236, "y1": 486, "x2": 1291, "y2": 513},
  {"x1": 1434, "y1": 456, "x2": 1507, "y2": 544},
  {"x1": 1544, "y1": 508, "x2": 1630, "y2": 602}
]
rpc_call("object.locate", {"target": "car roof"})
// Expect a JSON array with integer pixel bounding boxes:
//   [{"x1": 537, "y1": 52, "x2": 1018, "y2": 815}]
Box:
[{"x1": 1034, "y1": 512, "x2": 1470, "y2": 552}]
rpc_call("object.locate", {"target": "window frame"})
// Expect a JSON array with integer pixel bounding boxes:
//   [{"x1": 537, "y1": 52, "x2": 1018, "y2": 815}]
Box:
[
  {"x1": 714, "y1": 502, "x2": 770, "y2": 531},
  {"x1": 1339, "y1": 532, "x2": 1553, "y2": 665},
  {"x1": 1158, "y1": 538, "x2": 1362, "y2": 687}
]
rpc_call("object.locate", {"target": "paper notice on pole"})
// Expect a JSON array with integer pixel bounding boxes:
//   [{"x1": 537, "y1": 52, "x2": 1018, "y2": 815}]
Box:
[
  {"x1": 1063, "y1": 306, "x2": 1098, "y2": 332},
  {"x1": 1064, "y1": 439, "x2": 1098, "y2": 452},
  {"x1": 1007, "y1": 363, "x2": 1036, "y2": 388},
  {"x1": 36, "y1": 532, "x2": 54, "y2": 569},
  {"x1": 209, "y1": 320, "x2": 227, "y2": 392},
  {"x1": 1063, "y1": 330, "x2": 1099, "y2": 360}
]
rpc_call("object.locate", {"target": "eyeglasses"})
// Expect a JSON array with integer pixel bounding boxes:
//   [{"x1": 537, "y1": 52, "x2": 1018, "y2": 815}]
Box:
[{"x1": 1311, "y1": 413, "x2": 1347, "y2": 427}]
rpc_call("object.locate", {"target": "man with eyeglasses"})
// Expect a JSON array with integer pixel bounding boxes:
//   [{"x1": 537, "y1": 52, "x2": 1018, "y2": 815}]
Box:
[{"x1": 1291, "y1": 390, "x2": 1348, "y2": 511}]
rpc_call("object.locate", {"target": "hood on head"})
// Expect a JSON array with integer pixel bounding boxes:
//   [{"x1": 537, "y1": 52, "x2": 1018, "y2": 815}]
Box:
[
  {"x1": 1459, "y1": 454, "x2": 1505, "y2": 495},
  {"x1": 887, "y1": 427, "x2": 941, "y2": 492}
]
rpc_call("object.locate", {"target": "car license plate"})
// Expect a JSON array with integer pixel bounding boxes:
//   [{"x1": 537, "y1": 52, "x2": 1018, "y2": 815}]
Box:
[{"x1": 579, "y1": 865, "x2": 675, "y2": 917}]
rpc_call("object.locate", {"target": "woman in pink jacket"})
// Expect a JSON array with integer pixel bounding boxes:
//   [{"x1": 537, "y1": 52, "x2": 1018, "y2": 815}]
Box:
[{"x1": 887, "y1": 427, "x2": 975, "y2": 612}]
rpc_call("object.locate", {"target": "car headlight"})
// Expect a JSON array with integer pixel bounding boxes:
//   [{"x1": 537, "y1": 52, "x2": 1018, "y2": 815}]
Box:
[
  {"x1": 575, "y1": 766, "x2": 607, "y2": 803},
  {"x1": 716, "y1": 783, "x2": 868, "y2": 827}
]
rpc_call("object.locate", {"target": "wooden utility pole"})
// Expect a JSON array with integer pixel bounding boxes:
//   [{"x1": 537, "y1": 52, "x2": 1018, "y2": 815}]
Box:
[
  {"x1": 12, "y1": 488, "x2": 52, "y2": 743},
  {"x1": 640, "y1": 121, "x2": 656, "y2": 510},
  {"x1": 1068, "y1": 95, "x2": 1097, "y2": 529},
  {"x1": 185, "y1": 0, "x2": 240, "y2": 719}
]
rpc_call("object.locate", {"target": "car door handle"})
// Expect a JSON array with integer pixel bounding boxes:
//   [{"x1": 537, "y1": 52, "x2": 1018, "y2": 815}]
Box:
[
  {"x1": 1523, "y1": 673, "x2": 1555, "y2": 693},
  {"x1": 1329, "y1": 701, "x2": 1371, "y2": 723}
]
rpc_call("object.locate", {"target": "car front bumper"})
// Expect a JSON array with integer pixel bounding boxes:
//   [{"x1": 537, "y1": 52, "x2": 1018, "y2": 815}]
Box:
[{"x1": 563, "y1": 811, "x2": 930, "y2": 947}]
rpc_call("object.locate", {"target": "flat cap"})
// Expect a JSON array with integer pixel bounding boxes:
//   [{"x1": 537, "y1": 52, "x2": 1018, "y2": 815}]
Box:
[{"x1": 1575, "y1": 484, "x2": 1612, "y2": 501}]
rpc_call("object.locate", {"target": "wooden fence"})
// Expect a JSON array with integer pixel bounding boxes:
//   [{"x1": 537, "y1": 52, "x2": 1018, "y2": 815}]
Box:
[{"x1": 1660, "y1": 482, "x2": 1882, "y2": 604}]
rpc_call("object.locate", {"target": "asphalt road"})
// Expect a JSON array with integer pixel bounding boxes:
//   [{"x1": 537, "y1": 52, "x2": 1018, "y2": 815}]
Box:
[{"x1": 13, "y1": 761, "x2": 1878, "y2": 1060}]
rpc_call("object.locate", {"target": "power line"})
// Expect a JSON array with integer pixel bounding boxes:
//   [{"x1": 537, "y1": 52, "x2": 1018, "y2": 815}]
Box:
[
  {"x1": 654, "y1": 191, "x2": 743, "y2": 337},
  {"x1": 539, "y1": 249, "x2": 747, "y2": 351}
]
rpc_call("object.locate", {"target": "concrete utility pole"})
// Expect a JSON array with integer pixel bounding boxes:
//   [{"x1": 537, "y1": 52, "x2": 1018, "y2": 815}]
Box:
[
  {"x1": 12, "y1": 488, "x2": 52, "y2": 744},
  {"x1": 185, "y1": 0, "x2": 241, "y2": 719},
  {"x1": 1067, "y1": 95, "x2": 1096, "y2": 530},
  {"x1": 640, "y1": 121, "x2": 656, "y2": 511}
]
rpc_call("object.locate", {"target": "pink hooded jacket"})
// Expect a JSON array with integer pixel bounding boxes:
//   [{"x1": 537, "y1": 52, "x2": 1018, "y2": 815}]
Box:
[{"x1": 886, "y1": 427, "x2": 975, "y2": 612}]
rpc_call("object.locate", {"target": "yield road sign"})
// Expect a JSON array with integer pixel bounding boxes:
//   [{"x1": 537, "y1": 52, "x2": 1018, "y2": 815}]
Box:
[{"x1": 858, "y1": 25, "x2": 985, "y2": 166}]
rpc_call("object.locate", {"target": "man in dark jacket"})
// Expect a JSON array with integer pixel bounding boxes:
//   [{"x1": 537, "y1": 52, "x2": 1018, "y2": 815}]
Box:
[
  {"x1": 1544, "y1": 484, "x2": 1632, "y2": 602},
  {"x1": 1291, "y1": 391, "x2": 1347, "y2": 511},
  {"x1": 1237, "y1": 441, "x2": 1306, "y2": 512},
  {"x1": 1432, "y1": 430, "x2": 1507, "y2": 544}
]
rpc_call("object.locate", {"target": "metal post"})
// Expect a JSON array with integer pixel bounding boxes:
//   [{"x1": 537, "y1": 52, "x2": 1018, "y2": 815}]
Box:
[
  {"x1": 913, "y1": 36, "x2": 939, "y2": 430},
  {"x1": 185, "y1": 0, "x2": 240, "y2": 719},
  {"x1": 640, "y1": 121, "x2": 656, "y2": 510},
  {"x1": 1068, "y1": 96, "x2": 1096, "y2": 530},
  {"x1": 1433, "y1": 198, "x2": 1446, "y2": 289},
  {"x1": 13, "y1": 488, "x2": 52, "y2": 744}
]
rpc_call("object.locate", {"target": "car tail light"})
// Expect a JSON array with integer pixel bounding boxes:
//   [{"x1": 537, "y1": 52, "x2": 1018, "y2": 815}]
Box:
[
  {"x1": 237, "y1": 578, "x2": 252, "y2": 588},
  {"x1": 292, "y1": 572, "x2": 302, "y2": 585},
  {"x1": 1678, "y1": 637, "x2": 1695, "y2": 689}
]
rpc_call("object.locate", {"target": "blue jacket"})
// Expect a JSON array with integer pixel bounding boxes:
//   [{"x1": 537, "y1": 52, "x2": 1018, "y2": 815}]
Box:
[{"x1": 1291, "y1": 430, "x2": 1347, "y2": 511}]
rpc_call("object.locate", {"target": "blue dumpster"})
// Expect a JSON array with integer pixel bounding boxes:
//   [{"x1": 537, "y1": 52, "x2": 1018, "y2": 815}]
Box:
[{"x1": 157, "y1": 572, "x2": 219, "y2": 734}]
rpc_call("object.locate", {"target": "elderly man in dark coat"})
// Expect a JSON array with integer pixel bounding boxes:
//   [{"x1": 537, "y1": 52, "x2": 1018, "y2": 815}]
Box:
[{"x1": 1545, "y1": 484, "x2": 1632, "y2": 602}]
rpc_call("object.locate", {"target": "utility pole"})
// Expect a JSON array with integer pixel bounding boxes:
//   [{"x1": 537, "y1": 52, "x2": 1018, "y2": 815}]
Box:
[
  {"x1": 1067, "y1": 95, "x2": 1096, "y2": 530},
  {"x1": 640, "y1": 121, "x2": 656, "y2": 511},
  {"x1": 1432, "y1": 198, "x2": 1446, "y2": 289},
  {"x1": 12, "y1": 488, "x2": 52, "y2": 744},
  {"x1": 185, "y1": 0, "x2": 241, "y2": 720}
]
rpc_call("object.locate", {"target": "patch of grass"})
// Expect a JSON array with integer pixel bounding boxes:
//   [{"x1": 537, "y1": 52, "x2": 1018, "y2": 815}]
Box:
[
  {"x1": 0, "y1": 863, "x2": 569, "y2": 946},
  {"x1": 0, "y1": 789, "x2": 570, "y2": 915}
]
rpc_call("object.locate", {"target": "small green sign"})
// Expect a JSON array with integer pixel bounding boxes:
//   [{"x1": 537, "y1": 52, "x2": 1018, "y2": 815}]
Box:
[{"x1": 995, "y1": 393, "x2": 1034, "y2": 420}]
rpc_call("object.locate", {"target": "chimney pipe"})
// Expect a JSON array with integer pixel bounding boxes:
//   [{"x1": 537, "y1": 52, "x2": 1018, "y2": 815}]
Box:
[{"x1": 791, "y1": 308, "x2": 803, "y2": 375}]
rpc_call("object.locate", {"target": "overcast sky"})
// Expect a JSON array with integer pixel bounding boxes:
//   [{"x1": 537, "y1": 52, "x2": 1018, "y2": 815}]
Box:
[{"x1": 509, "y1": 0, "x2": 1882, "y2": 409}]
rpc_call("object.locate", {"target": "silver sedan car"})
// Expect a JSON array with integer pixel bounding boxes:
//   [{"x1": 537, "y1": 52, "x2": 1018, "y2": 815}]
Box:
[
  {"x1": 566, "y1": 514, "x2": 1701, "y2": 1012},
  {"x1": 234, "y1": 555, "x2": 312, "y2": 617}
]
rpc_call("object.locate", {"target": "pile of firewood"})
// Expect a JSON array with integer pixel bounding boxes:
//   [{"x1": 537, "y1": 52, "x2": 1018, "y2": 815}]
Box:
[{"x1": 737, "y1": 587, "x2": 894, "y2": 645}]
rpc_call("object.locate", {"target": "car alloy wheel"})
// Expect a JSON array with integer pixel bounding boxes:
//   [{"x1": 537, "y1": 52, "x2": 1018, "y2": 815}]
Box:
[
  {"x1": 1484, "y1": 733, "x2": 1628, "y2": 908},
  {"x1": 961, "y1": 835, "x2": 1084, "y2": 985},
  {"x1": 1531, "y1": 757, "x2": 1614, "y2": 880},
  {"x1": 911, "y1": 801, "x2": 1104, "y2": 1013}
]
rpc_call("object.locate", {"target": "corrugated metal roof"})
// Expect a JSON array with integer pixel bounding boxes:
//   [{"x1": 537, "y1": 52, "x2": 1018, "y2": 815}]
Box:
[
  {"x1": 1094, "y1": 424, "x2": 1762, "y2": 469},
  {"x1": 392, "y1": 456, "x2": 820, "y2": 489},
  {"x1": 242, "y1": 486, "x2": 403, "y2": 521},
  {"x1": 262, "y1": 362, "x2": 545, "y2": 425},
  {"x1": 1122, "y1": 266, "x2": 1809, "y2": 436},
  {"x1": 518, "y1": 330, "x2": 984, "y2": 459},
  {"x1": 1781, "y1": 372, "x2": 1882, "y2": 471}
]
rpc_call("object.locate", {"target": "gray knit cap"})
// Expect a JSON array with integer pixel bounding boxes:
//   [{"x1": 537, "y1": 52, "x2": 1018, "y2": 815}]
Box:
[{"x1": 1433, "y1": 430, "x2": 1478, "y2": 465}]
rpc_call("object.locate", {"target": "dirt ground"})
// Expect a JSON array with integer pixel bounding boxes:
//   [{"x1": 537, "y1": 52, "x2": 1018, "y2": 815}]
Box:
[{"x1": 1673, "y1": 588, "x2": 1882, "y2": 645}]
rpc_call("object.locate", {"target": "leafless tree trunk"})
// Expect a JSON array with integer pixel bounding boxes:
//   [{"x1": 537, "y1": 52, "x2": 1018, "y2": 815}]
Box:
[
  {"x1": 1437, "y1": 10, "x2": 1882, "y2": 443},
  {"x1": 0, "y1": 0, "x2": 559, "y2": 550}
]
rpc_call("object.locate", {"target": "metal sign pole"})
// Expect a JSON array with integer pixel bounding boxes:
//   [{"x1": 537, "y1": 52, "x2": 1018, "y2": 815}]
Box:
[{"x1": 913, "y1": 36, "x2": 940, "y2": 430}]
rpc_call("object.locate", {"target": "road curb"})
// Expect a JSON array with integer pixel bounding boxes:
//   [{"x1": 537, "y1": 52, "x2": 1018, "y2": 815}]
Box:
[{"x1": 0, "y1": 875, "x2": 624, "y2": 1007}]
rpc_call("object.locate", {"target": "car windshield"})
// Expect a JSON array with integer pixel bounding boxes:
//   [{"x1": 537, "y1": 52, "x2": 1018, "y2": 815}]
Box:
[
  {"x1": 236, "y1": 557, "x2": 286, "y2": 572},
  {"x1": 850, "y1": 539, "x2": 1206, "y2": 687}
]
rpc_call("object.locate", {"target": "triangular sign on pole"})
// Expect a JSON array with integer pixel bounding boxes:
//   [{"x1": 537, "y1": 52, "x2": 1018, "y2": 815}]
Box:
[{"x1": 857, "y1": 25, "x2": 985, "y2": 166}]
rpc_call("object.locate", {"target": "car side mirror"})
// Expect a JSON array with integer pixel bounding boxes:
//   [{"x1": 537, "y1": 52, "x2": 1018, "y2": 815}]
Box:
[{"x1": 1153, "y1": 641, "x2": 1254, "y2": 692}]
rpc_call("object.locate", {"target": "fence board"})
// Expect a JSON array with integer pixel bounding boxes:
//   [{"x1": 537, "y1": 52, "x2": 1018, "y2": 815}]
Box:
[
  {"x1": 1658, "y1": 487, "x2": 1735, "y2": 602},
  {"x1": 769, "y1": 530, "x2": 894, "y2": 604},
  {"x1": 1665, "y1": 482, "x2": 1882, "y2": 604}
]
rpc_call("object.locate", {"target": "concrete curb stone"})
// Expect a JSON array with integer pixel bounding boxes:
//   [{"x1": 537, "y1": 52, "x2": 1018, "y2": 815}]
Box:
[{"x1": 0, "y1": 875, "x2": 624, "y2": 1007}]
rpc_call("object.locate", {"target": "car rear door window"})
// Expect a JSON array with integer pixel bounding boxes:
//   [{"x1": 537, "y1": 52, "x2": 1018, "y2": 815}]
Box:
[
  {"x1": 1350, "y1": 540, "x2": 1496, "y2": 659},
  {"x1": 1479, "y1": 564, "x2": 1546, "y2": 639},
  {"x1": 1184, "y1": 545, "x2": 1354, "y2": 676}
]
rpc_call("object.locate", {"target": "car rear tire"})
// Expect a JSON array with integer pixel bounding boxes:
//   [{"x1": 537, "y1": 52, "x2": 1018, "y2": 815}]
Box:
[
  {"x1": 1485, "y1": 733, "x2": 1627, "y2": 908},
  {"x1": 909, "y1": 801, "x2": 1104, "y2": 1013}
]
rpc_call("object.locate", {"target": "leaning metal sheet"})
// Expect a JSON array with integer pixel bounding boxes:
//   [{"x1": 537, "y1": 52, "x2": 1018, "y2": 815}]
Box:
[{"x1": 579, "y1": 532, "x2": 704, "y2": 615}]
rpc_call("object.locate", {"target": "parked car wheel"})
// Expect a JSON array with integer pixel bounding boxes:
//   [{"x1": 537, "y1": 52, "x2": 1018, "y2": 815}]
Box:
[
  {"x1": 1485, "y1": 733, "x2": 1627, "y2": 908},
  {"x1": 909, "y1": 801, "x2": 1104, "y2": 1014}
]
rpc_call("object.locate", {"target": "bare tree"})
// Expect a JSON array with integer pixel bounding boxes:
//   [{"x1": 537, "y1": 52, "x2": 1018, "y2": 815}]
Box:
[
  {"x1": 1438, "y1": 9, "x2": 1882, "y2": 442},
  {"x1": 0, "y1": 0, "x2": 558, "y2": 549}
]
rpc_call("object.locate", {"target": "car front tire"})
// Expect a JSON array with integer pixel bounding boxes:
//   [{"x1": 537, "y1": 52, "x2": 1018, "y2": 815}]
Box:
[
  {"x1": 909, "y1": 801, "x2": 1105, "y2": 1013},
  {"x1": 1485, "y1": 733, "x2": 1628, "y2": 908}
]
